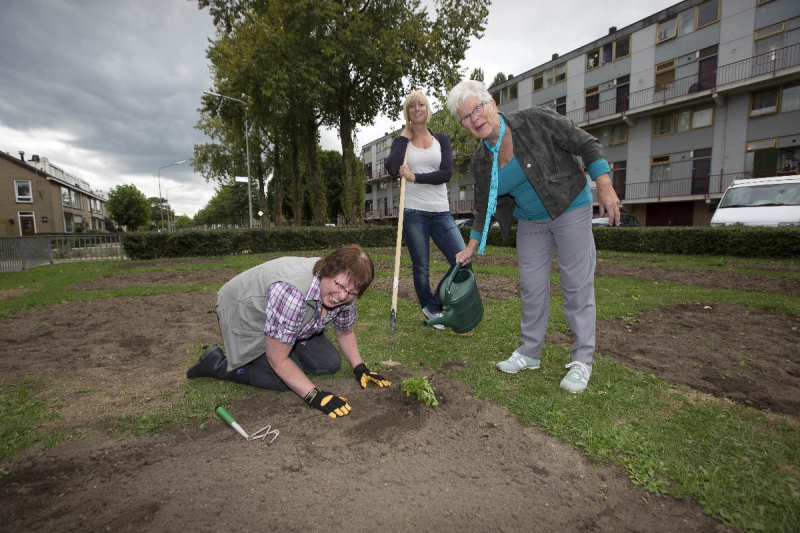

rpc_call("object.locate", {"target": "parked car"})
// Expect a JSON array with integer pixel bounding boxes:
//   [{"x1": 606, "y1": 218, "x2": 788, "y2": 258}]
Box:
[
  {"x1": 710, "y1": 176, "x2": 800, "y2": 227},
  {"x1": 592, "y1": 213, "x2": 640, "y2": 227}
]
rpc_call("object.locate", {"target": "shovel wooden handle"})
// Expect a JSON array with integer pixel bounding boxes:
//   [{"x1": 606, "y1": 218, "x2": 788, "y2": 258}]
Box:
[{"x1": 390, "y1": 145, "x2": 409, "y2": 316}]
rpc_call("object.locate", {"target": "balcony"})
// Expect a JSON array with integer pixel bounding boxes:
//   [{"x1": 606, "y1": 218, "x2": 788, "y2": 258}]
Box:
[
  {"x1": 593, "y1": 172, "x2": 747, "y2": 204},
  {"x1": 567, "y1": 43, "x2": 800, "y2": 126}
]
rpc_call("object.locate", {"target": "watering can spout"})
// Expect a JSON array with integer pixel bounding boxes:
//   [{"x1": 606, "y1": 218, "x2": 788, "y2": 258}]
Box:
[{"x1": 422, "y1": 262, "x2": 483, "y2": 334}]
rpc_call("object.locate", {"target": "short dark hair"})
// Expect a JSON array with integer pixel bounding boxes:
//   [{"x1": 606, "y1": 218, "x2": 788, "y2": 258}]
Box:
[{"x1": 314, "y1": 244, "x2": 374, "y2": 297}]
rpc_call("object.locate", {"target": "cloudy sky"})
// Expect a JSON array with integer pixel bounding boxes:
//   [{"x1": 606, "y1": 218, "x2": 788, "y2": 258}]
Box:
[{"x1": 1, "y1": 0, "x2": 678, "y2": 218}]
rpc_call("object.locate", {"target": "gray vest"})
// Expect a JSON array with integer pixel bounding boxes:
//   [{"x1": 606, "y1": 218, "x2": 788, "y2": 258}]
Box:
[{"x1": 215, "y1": 257, "x2": 324, "y2": 370}]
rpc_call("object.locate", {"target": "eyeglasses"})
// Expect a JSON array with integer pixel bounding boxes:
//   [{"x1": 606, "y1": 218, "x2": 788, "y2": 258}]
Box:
[
  {"x1": 333, "y1": 277, "x2": 358, "y2": 298},
  {"x1": 459, "y1": 100, "x2": 490, "y2": 126}
]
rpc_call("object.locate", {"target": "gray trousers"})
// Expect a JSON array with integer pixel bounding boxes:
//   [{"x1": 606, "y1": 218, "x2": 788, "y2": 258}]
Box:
[{"x1": 515, "y1": 205, "x2": 596, "y2": 364}]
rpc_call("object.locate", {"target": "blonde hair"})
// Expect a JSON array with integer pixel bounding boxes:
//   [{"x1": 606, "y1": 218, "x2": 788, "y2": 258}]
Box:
[{"x1": 403, "y1": 90, "x2": 432, "y2": 125}]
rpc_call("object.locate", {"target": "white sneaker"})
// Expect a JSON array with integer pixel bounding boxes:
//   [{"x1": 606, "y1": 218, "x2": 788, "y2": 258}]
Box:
[
  {"x1": 422, "y1": 308, "x2": 445, "y2": 330},
  {"x1": 560, "y1": 361, "x2": 592, "y2": 393},
  {"x1": 496, "y1": 351, "x2": 540, "y2": 374}
]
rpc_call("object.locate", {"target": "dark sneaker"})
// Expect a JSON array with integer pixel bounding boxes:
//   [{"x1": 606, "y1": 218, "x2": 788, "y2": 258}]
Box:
[{"x1": 186, "y1": 345, "x2": 228, "y2": 379}]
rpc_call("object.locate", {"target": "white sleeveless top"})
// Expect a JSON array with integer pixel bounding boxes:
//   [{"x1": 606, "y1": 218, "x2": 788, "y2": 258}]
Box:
[{"x1": 404, "y1": 136, "x2": 450, "y2": 212}]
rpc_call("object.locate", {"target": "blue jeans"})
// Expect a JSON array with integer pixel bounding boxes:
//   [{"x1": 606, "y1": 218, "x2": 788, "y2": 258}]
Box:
[{"x1": 402, "y1": 209, "x2": 466, "y2": 314}]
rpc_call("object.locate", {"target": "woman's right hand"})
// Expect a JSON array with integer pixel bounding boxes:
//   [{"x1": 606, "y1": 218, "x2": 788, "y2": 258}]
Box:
[{"x1": 455, "y1": 243, "x2": 477, "y2": 266}]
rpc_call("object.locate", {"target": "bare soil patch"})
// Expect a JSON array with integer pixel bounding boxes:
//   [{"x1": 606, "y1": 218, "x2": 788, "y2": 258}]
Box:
[{"x1": 1, "y1": 253, "x2": 796, "y2": 532}]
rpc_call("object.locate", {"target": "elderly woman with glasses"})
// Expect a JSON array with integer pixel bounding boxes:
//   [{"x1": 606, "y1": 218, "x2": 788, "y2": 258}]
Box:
[
  {"x1": 446, "y1": 80, "x2": 621, "y2": 393},
  {"x1": 187, "y1": 244, "x2": 391, "y2": 418},
  {"x1": 384, "y1": 90, "x2": 466, "y2": 330}
]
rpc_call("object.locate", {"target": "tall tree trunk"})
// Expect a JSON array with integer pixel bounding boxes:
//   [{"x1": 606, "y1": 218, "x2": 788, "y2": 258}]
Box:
[
  {"x1": 273, "y1": 144, "x2": 284, "y2": 227},
  {"x1": 291, "y1": 138, "x2": 302, "y2": 226},
  {"x1": 305, "y1": 113, "x2": 324, "y2": 224}
]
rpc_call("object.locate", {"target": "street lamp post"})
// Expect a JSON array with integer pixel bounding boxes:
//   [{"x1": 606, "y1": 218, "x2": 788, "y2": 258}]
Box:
[
  {"x1": 166, "y1": 184, "x2": 185, "y2": 232},
  {"x1": 158, "y1": 160, "x2": 187, "y2": 231},
  {"x1": 204, "y1": 90, "x2": 253, "y2": 228}
]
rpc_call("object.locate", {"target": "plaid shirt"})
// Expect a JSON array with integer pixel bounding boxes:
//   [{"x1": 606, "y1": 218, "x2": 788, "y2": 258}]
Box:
[{"x1": 263, "y1": 276, "x2": 356, "y2": 345}]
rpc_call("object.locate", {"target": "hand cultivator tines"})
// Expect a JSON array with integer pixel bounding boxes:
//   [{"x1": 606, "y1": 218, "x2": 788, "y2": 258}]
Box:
[{"x1": 215, "y1": 406, "x2": 279, "y2": 445}]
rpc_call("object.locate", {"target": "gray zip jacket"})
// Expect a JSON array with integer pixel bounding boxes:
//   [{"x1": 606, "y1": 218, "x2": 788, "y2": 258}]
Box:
[{"x1": 469, "y1": 107, "x2": 605, "y2": 240}]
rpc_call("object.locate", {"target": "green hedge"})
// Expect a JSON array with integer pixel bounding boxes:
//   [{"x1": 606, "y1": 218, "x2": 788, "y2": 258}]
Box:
[
  {"x1": 467, "y1": 225, "x2": 799, "y2": 259},
  {"x1": 121, "y1": 227, "x2": 398, "y2": 260},
  {"x1": 121, "y1": 225, "x2": 799, "y2": 260}
]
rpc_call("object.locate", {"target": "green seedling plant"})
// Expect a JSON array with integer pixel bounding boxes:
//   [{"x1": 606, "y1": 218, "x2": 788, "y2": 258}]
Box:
[{"x1": 401, "y1": 376, "x2": 439, "y2": 407}]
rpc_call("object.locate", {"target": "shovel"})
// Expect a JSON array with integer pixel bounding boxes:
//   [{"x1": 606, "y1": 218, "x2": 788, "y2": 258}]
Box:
[{"x1": 384, "y1": 143, "x2": 409, "y2": 367}]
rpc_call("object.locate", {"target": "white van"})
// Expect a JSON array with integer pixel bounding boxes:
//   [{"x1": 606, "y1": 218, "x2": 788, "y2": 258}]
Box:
[{"x1": 710, "y1": 176, "x2": 800, "y2": 227}]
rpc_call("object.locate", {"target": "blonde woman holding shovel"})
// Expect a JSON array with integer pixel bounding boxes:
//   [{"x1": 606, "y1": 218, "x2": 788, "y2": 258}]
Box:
[
  {"x1": 384, "y1": 90, "x2": 465, "y2": 329},
  {"x1": 186, "y1": 244, "x2": 391, "y2": 419}
]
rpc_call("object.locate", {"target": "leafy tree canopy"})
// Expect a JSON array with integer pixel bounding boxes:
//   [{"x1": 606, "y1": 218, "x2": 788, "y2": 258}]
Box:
[{"x1": 106, "y1": 184, "x2": 152, "y2": 232}]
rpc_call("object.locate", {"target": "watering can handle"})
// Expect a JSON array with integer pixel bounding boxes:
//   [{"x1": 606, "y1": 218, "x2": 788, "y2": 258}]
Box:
[{"x1": 442, "y1": 261, "x2": 463, "y2": 296}]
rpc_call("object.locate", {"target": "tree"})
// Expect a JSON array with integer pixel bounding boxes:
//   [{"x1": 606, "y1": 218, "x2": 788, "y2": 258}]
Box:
[
  {"x1": 106, "y1": 184, "x2": 151, "y2": 231},
  {"x1": 490, "y1": 72, "x2": 507, "y2": 89},
  {"x1": 194, "y1": 0, "x2": 490, "y2": 225},
  {"x1": 194, "y1": 183, "x2": 250, "y2": 227}
]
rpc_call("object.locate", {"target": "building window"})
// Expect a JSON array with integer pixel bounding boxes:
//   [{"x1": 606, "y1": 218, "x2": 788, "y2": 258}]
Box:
[
  {"x1": 696, "y1": 0, "x2": 719, "y2": 29},
  {"x1": 15, "y1": 180, "x2": 33, "y2": 203},
  {"x1": 653, "y1": 113, "x2": 673, "y2": 136},
  {"x1": 746, "y1": 138, "x2": 776, "y2": 151},
  {"x1": 586, "y1": 49, "x2": 600, "y2": 70},
  {"x1": 61, "y1": 186, "x2": 71, "y2": 207},
  {"x1": 585, "y1": 86, "x2": 600, "y2": 112},
  {"x1": 64, "y1": 212, "x2": 74, "y2": 233},
  {"x1": 657, "y1": 17, "x2": 677, "y2": 43},
  {"x1": 676, "y1": 109, "x2": 691, "y2": 132},
  {"x1": 611, "y1": 124, "x2": 627, "y2": 145},
  {"x1": 535, "y1": 63, "x2": 566, "y2": 91},
  {"x1": 555, "y1": 96, "x2": 566, "y2": 116},
  {"x1": 554, "y1": 63, "x2": 566, "y2": 83},
  {"x1": 611, "y1": 161, "x2": 627, "y2": 199},
  {"x1": 691, "y1": 104, "x2": 714, "y2": 129},
  {"x1": 755, "y1": 22, "x2": 785, "y2": 42},
  {"x1": 588, "y1": 125, "x2": 627, "y2": 147},
  {"x1": 614, "y1": 36, "x2": 630, "y2": 60},
  {"x1": 497, "y1": 82, "x2": 518, "y2": 104},
  {"x1": 660, "y1": 0, "x2": 718, "y2": 43},
  {"x1": 750, "y1": 88, "x2": 780, "y2": 117},
  {"x1": 655, "y1": 60, "x2": 676, "y2": 92},
  {"x1": 781, "y1": 81, "x2": 800, "y2": 112},
  {"x1": 650, "y1": 155, "x2": 672, "y2": 181},
  {"x1": 677, "y1": 9, "x2": 695, "y2": 37}
]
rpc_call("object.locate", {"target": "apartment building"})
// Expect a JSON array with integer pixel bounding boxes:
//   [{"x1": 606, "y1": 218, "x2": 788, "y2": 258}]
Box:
[
  {"x1": 0, "y1": 150, "x2": 108, "y2": 237},
  {"x1": 361, "y1": 0, "x2": 800, "y2": 226}
]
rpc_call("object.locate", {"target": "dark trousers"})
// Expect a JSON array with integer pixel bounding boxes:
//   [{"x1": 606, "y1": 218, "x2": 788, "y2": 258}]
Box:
[{"x1": 224, "y1": 333, "x2": 341, "y2": 391}]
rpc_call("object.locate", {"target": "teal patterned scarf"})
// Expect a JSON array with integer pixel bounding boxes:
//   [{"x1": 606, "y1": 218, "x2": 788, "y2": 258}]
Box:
[{"x1": 478, "y1": 114, "x2": 506, "y2": 255}]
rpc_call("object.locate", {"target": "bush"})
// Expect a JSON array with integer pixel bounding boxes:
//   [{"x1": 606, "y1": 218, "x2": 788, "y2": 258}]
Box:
[
  {"x1": 121, "y1": 226, "x2": 399, "y2": 260},
  {"x1": 461, "y1": 225, "x2": 800, "y2": 259},
  {"x1": 122, "y1": 225, "x2": 799, "y2": 260}
]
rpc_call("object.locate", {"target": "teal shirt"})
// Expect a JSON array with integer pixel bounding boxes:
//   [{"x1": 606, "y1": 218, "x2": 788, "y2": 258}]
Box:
[{"x1": 470, "y1": 156, "x2": 592, "y2": 241}]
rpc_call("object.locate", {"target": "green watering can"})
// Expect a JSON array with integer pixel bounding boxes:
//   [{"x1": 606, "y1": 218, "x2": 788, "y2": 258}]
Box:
[{"x1": 424, "y1": 262, "x2": 484, "y2": 333}]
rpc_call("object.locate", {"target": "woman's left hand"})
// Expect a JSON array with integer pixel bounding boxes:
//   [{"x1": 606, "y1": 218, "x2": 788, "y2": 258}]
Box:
[{"x1": 400, "y1": 164, "x2": 415, "y2": 182}]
